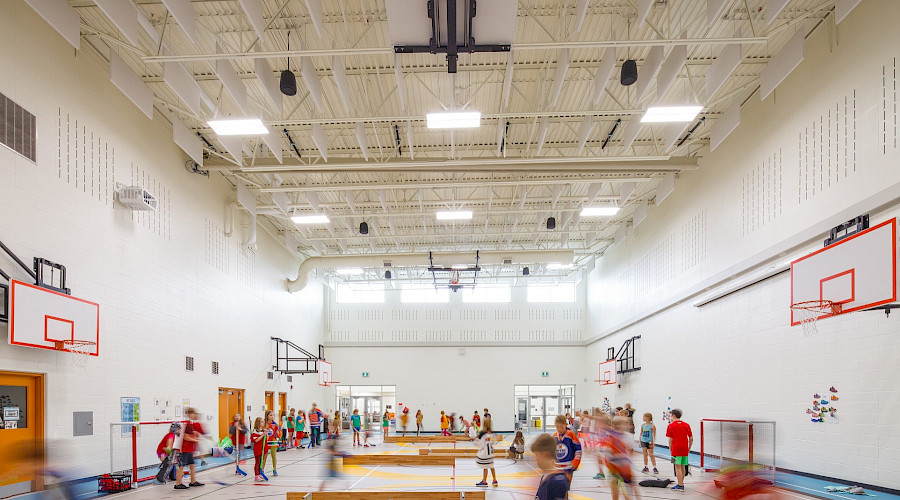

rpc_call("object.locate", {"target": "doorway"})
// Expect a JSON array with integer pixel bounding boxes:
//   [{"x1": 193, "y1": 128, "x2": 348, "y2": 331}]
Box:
[
  {"x1": 334, "y1": 386, "x2": 395, "y2": 429},
  {"x1": 217, "y1": 388, "x2": 244, "y2": 441},
  {"x1": 0, "y1": 371, "x2": 45, "y2": 498},
  {"x1": 514, "y1": 385, "x2": 576, "y2": 432},
  {"x1": 265, "y1": 392, "x2": 274, "y2": 414}
]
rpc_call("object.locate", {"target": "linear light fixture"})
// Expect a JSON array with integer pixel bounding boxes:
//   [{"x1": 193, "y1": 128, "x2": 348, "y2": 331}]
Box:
[
  {"x1": 640, "y1": 106, "x2": 703, "y2": 123},
  {"x1": 426, "y1": 111, "x2": 481, "y2": 129},
  {"x1": 580, "y1": 206, "x2": 620, "y2": 217},
  {"x1": 335, "y1": 268, "x2": 363, "y2": 275},
  {"x1": 207, "y1": 118, "x2": 269, "y2": 135},
  {"x1": 291, "y1": 214, "x2": 330, "y2": 224},
  {"x1": 436, "y1": 210, "x2": 473, "y2": 220}
]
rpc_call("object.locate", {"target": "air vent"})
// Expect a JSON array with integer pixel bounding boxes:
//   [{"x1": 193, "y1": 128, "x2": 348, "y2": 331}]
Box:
[
  {"x1": 0, "y1": 91, "x2": 37, "y2": 162},
  {"x1": 185, "y1": 356, "x2": 194, "y2": 371},
  {"x1": 287, "y1": 376, "x2": 293, "y2": 382},
  {"x1": 267, "y1": 371, "x2": 274, "y2": 380},
  {"x1": 211, "y1": 361, "x2": 219, "y2": 375}
]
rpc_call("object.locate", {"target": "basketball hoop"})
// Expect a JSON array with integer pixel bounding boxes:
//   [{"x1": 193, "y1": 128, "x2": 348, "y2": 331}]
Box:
[
  {"x1": 791, "y1": 300, "x2": 841, "y2": 336},
  {"x1": 54, "y1": 340, "x2": 96, "y2": 368}
]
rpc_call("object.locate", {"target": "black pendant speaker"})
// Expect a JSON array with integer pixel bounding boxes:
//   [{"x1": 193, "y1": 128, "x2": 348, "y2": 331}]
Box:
[
  {"x1": 280, "y1": 70, "x2": 297, "y2": 96},
  {"x1": 621, "y1": 59, "x2": 638, "y2": 86}
]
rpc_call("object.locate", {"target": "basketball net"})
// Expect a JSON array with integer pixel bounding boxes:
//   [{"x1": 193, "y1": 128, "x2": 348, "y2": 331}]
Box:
[
  {"x1": 55, "y1": 340, "x2": 96, "y2": 368},
  {"x1": 791, "y1": 300, "x2": 840, "y2": 336}
]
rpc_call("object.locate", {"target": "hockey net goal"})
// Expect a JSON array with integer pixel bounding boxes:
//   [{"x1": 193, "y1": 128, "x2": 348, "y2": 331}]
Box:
[
  {"x1": 700, "y1": 419, "x2": 776, "y2": 485},
  {"x1": 109, "y1": 420, "x2": 187, "y2": 485}
]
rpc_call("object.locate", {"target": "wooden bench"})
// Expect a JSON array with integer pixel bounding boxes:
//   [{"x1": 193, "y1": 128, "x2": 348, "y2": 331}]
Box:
[
  {"x1": 342, "y1": 454, "x2": 456, "y2": 467},
  {"x1": 384, "y1": 435, "x2": 471, "y2": 443},
  {"x1": 418, "y1": 448, "x2": 508, "y2": 457},
  {"x1": 287, "y1": 492, "x2": 485, "y2": 500}
]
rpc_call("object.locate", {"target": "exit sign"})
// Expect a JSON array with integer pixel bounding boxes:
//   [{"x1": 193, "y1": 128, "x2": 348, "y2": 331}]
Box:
[
  {"x1": 362, "y1": 372, "x2": 369, "y2": 377},
  {"x1": 541, "y1": 371, "x2": 549, "y2": 377}
]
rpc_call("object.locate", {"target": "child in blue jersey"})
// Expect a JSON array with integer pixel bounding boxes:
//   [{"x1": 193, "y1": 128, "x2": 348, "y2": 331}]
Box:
[
  {"x1": 351, "y1": 409, "x2": 362, "y2": 446},
  {"x1": 532, "y1": 433, "x2": 570, "y2": 500},
  {"x1": 640, "y1": 412, "x2": 658, "y2": 474},
  {"x1": 553, "y1": 414, "x2": 582, "y2": 482}
]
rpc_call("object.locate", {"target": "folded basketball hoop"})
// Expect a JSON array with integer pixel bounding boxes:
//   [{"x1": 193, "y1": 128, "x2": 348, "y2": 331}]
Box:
[
  {"x1": 791, "y1": 300, "x2": 841, "y2": 336},
  {"x1": 55, "y1": 340, "x2": 96, "y2": 368}
]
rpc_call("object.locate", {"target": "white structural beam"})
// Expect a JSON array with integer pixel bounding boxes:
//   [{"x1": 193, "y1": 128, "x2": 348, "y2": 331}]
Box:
[
  {"x1": 310, "y1": 123, "x2": 328, "y2": 161},
  {"x1": 760, "y1": 29, "x2": 804, "y2": 100},
  {"x1": 301, "y1": 57, "x2": 325, "y2": 113},
  {"x1": 172, "y1": 115, "x2": 203, "y2": 165},
  {"x1": 160, "y1": 0, "x2": 197, "y2": 43},
  {"x1": 710, "y1": 99, "x2": 741, "y2": 151},
  {"x1": 24, "y1": 0, "x2": 80, "y2": 49},
  {"x1": 575, "y1": 115, "x2": 593, "y2": 154},
  {"x1": 705, "y1": 42, "x2": 742, "y2": 100},
  {"x1": 656, "y1": 45, "x2": 687, "y2": 99},
  {"x1": 237, "y1": 0, "x2": 265, "y2": 40},
  {"x1": 94, "y1": 0, "x2": 140, "y2": 45},
  {"x1": 332, "y1": 55, "x2": 352, "y2": 114},
  {"x1": 635, "y1": 46, "x2": 664, "y2": 102},
  {"x1": 109, "y1": 51, "x2": 153, "y2": 119},
  {"x1": 255, "y1": 57, "x2": 282, "y2": 111},
  {"x1": 592, "y1": 47, "x2": 616, "y2": 105},
  {"x1": 548, "y1": 49, "x2": 570, "y2": 108}
]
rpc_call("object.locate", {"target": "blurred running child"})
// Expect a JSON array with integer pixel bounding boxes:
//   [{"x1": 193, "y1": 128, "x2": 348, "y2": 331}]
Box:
[
  {"x1": 475, "y1": 418, "x2": 498, "y2": 487},
  {"x1": 261, "y1": 410, "x2": 280, "y2": 476},
  {"x1": 440, "y1": 411, "x2": 450, "y2": 436},
  {"x1": 323, "y1": 410, "x2": 331, "y2": 439},
  {"x1": 554, "y1": 414, "x2": 582, "y2": 484},
  {"x1": 174, "y1": 408, "x2": 206, "y2": 489},
  {"x1": 640, "y1": 413, "x2": 658, "y2": 474},
  {"x1": 319, "y1": 432, "x2": 348, "y2": 491},
  {"x1": 351, "y1": 409, "x2": 362, "y2": 446},
  {"x1": 332, "y1": 412, "x2": 341, "y2": 438},
  {"x1": 416, "y1": 410, "x2": 423, "y2": 435},
  {"x1": 592, "y1": 410, "x2": 611, "y2": 480},
  {"x1": 606, "y1": 416, "x2": 640, "y2": 500},
  {"x1": 382, "y1": 410, "x2": 390, "y2": 439},
  {"x1": 666, "y1": 409, "x2": 693, "y2": 491},
  {"x1": 400, "y1": 407, "x2": 410, "y2": 436},
  {"x1": 363, "y1": 412, "x2": 374, "y2": 447},
  {"x1": 532, "y1": 433, "x2": 570, "y2": 500},
  {"x1": 507, "y1": 430, "x2": 525, "y2": 460},
  {"x1": 250, "y1": 417, "x2": 268, "y2": 482}
]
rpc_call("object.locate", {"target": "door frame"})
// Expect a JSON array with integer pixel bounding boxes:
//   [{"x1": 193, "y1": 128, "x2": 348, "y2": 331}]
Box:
[
  {"x1": 218, "y1": 387, "x2": 245, "y2": 441},
  {"x1": 0, "y1": 370, "x2": 45, "y2": 493}
]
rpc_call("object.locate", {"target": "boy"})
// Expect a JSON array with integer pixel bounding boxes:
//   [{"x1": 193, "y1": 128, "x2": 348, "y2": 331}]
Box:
[
  {"x1": 666, "y1": 408, "x2": 693, "y2": 491},
  {"x1": 553, "y1": 414, "x2": 582, "y2": 483},
  {"x1": 308, "y1": 404, "x2": 323, "y2": 448},
  {"x1": 174, "y1": 408, "x2": 205, "y2": 489},
  {"x1": 531, "y1": 433, "x2": 570, "y2": 500},
  {"x1": 351, "y1": 409, "x2": 362, "y2": 446},
  {"x1": 155, "y1": 423, "x2": 179, "y2": 483}
]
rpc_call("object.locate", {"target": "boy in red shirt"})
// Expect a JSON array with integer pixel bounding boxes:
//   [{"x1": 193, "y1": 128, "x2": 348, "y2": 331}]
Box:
[
  {"x1": 174, "y1": 408, "x2": 206, "y2": 490},
  {"x1": 665, "y1": 408, "x2": 693, "y2": 491}
]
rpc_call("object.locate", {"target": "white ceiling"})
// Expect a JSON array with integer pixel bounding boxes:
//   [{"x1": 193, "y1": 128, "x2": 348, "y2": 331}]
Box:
[{"x1": 69, "y1": 0, "x2": 838, "y2": 270}]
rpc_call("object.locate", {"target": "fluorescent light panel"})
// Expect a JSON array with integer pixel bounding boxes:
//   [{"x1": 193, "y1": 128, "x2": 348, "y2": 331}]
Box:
[
  {"x1": 292, "y1": 214, "x2": 330, "y2": 224},
  {"x1": 426, "y1": 111, "x2": 481, "y2": 129},
  {"x1": 436, "y1": 210, "x2": 473, "y2": 220},
  {"x1": 641, "y1": 106, "x2": 703, "y2": 123},
  {"x1": 580, "y1": 206, "x2": 620, "y2": 216},
  {"x1": 208, "y1": 118, "x2": 269, "y2": 135}
]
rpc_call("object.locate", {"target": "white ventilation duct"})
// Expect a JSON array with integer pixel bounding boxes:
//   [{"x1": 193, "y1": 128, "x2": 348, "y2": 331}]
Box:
[{"x1": 286, "y1": 250, "x2": 575, "y2": 292}]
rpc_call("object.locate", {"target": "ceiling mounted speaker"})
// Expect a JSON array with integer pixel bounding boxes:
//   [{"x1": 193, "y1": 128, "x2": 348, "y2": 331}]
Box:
[
  {"x1": 359, "y1": 222, "x2": 369, "y2": 235},
  {"x1": 523, "y1": 267, "x2": 530, "y2": 276},
  {"x1": 546, "y1": 217, "x2": 556, "y2": 230},
  {"x1": 621, "y1": 59, "x2": 638, "y2": 86},
  {"x1": 280, "y1": 70, "x2": 297, "y2": 96},
  {"x1": 384, "y1": 270, "x2": 392, "y2": 280}
]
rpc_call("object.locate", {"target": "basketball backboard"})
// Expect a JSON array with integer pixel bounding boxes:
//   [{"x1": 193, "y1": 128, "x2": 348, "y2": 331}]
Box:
[
  {"x1": 9, "y1": 280, "x2": 99, "y2": 355},
  {"x1": 596, "y1": 359, "x2": 617, "y2": 386},
  {"x1": 318, "y1": 360, "x2": 333, "y2": 386},
  {"x1": 790, "y1": 218, "x2": 897, "y2": 325}
]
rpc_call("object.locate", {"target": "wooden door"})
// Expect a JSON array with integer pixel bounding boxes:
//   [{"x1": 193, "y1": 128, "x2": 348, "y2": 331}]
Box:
[
  {"x1": 218, "y1": 388, "x2": 244, "y2": 441},
  {"x1": 278, "y1": 393, "x2": 287, "y2": 420},
  {"x1": 0, "y1": 371, "x2": 44, "y2": 497},
  {"x1": 265, "y1": 392, "x2": 274, "y2": 415}
]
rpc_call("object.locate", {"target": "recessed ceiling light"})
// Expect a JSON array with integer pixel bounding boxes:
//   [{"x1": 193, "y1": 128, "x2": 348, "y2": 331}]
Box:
[
  {"x1": 335, "y1": 268, "x2": 363, "y2": 275},
  {"x1": 547, "y1": 263, "x2": 574, "y2": 270},
  {"x1": 207, "y1": 118, "x2": 269, "y2": 135},
  {"x1": 640, "y1": 106, "x2": 703, "y2": 123},
  {"x1": 291, "y1": 214, "x2": 330, "y2": 224},
  {"x1": 426, "y1": 111, "x2": 481, "y2": 129},
  {"x1": 436, "y1": 210, "x2": 473, "y2": 220},
  {"x1": 580, "y1": 206, "x2": 620, "y2": 216}
]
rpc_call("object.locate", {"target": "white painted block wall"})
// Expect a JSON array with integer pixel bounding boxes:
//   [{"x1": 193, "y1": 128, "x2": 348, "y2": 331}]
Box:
[
  {"x1": 0, "y1": 2, "x2": 327, "y2": 479},
  {"x1": 583, "y1": 1, "x2": 900, "y2": 489}
]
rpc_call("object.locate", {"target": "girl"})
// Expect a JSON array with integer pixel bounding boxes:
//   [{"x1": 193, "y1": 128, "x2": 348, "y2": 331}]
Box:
[
  {"x1": 250, "y1": 417, "x2": 268, "y2": 482},
  {"x1": 400, "y1": 408, "x2": 410, "y2": 436},
  {"x1": 294, "y1": 410, "x2": 306, "y2": 447},
  {"x1": 382, "y1": 410, "x2": 390, "y2": 439},
  {"x1": 472, "y1": 411, "x2": 481, "y2": 433},
  {"x1": 351, "y1": 409, "x2": 362, "y2": 446},
  {"x1": 440, "y1": 411, "x2": 450, "y2": 436},
  {"x1": 507, "y1": 430, "x2": 525, "y2": 460},
  {"x1": 287, "y1": 409, "x2": 295, "y2": 448},
  {"x1": 279, "y1": 410, "x2": 288, "y2": 445},
  {"x1": 333, "y1": 412, "x2": 341, "y2": 438},
  {"x1": 261, "y1": 410, "x2": 279, "y2": 476},
  {"x1": 639, "y1": 413, "x2": 658, "y2": 474},
  {"x1": 474, "y1": 418, "x2": 498, "y2": 487},
  {"x1": 415, "y1": 410, "x2": 423, "y2": 436},
  {"x1": 458, "y1": 415, "x2": 471, "y2": 436}
]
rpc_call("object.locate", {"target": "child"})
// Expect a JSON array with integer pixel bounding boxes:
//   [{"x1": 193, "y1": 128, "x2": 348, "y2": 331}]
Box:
[
  {"x1": 287, "y1": 409, "x2": 295, "y2": 447},
  {"x1": 606, "y1": 416, "x2": 640, "y2": 500},
  {"x1": 474, "y1": 418, "x2": 498, "y2": 487},
  {"x1": 592, "y1": 410, "x2": 611, "y2": 480},
  {"x1": 295, "y1": 410, "x2": 306, "y2": 447},
  {"x1": 472, "y1": 410, "x2": 481, "y2": 433},
  {"x1": 440, "y1": 411, "x2": 450, "y2": 436},
  {"x1": 351, "y1": 409, "x2": 362, "y2": 446},
  {"x1": 155, "y1": 423, "x2": 179, "y2": 483},
  {"x1": 400, "y1": 408, "x2": 410, "y2": 436},
  {"x1": 280, "y1": 410, "x2": 288, "y2": 445},
  {"x1": 459, "y1": 415, "x2": 471, "y2": 436},
  {"x1": 507, "y1": 430, "x2": 525, "y2": 460},
  {"x1": 415, "y1": 410, "x2": 423, "y2": 435},
  {"x1": 261, "y1": 410, "x2": 280, "y2": 476},
  {"x1": 173, "y1": 408, "x2": 205, "y2": 490},
  {"x1": 250, "y1": 417, "x2": 269, "y2": 482},
  {"x1": 308, "y1": 404, "x2": 323, "y2": 448},
  {"x1": 640, "y1": 413, "x2": 658, "y2": 474},
  {"x1": 532, "y1": 433, "x2": 570, "y2": 500},
  {"x1": 553, "y1": 414, "x2": 582, "y2": 484},
  {"x1": 363, "y1": 412, "x2": 374, "y2": 447},
  {"x1": 382, "y1": 410, "x2": 390, "y2": 439},
  {"x1": 666, "y1": 409, "x2": 693, "y2": 491},
  {"x1": 333, "y1": 412, "x2": 341, "y2": 438}
]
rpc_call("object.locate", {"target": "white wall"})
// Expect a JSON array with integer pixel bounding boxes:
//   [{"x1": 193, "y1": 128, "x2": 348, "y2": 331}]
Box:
[
  {"x1": 584, "y1": 1, "x2": 900, "y2": 489},
  {"x1": 0, "y1": 1, "x2": 326, "y2": 479},
  {"x1": 327, "y1": 345, "x2": 589, "y2": 432}
]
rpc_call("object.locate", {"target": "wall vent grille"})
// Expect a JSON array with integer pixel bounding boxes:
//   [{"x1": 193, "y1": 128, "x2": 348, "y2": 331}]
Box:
[
  {"x1": 0, "y1": 92, "x2": 36, "y2": 162},
  {"x1": 185, "y1": 356, "x2": 194, "y2": 371},
  {"x1": 211, "y1": 361, "x2": 219, "y2": 375}
]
